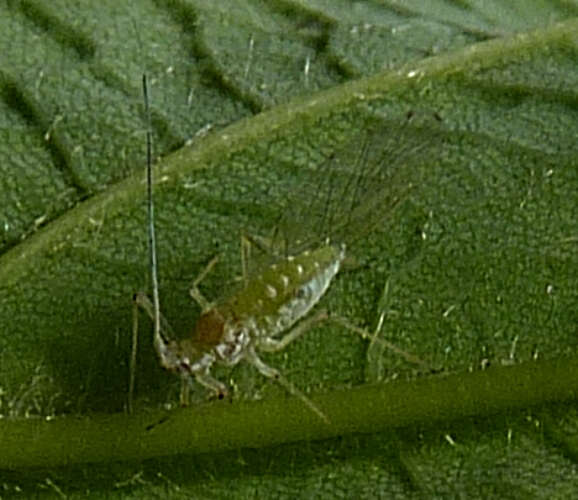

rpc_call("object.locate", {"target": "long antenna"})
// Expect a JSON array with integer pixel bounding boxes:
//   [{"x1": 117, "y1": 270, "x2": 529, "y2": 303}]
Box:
[
  {"x1": 129, "y1": 76, "x2": 167, "y2": 412},
  {"x1": 142, "y1": 74, "x2": 162, "y2": 349}
]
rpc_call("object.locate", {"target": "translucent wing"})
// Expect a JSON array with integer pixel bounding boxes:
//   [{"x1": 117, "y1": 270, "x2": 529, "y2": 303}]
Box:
[{"x1": 270, "y1": 112, "x2": 446, "y2": 256}]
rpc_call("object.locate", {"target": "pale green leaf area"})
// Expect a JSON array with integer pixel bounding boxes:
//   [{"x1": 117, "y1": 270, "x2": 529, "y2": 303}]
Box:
[{"x1": 0, "y1": 0, "x2": 577, "y2": 497}]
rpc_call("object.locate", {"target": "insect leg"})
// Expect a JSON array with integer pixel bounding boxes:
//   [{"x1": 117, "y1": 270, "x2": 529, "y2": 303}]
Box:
[
  {"x1": 257, "y1": 305, "x2": 431, "y2": 370},
  {"x1": 193, "y1": 371, "x2": 229, "y2": 401},
  {"x1": 240, "y1": 231, "x2": 280, "y2": 285},
  {"x1": 178, "y1": 372, "x2": 228, "y2": 406},
  {"x1": 325, "y1": 314, "x2": 432, "y2": 370},
  {"x1": 130, "y1": 292, "x2": 178, "y2": 412},
  {"x1": 133, "y1": 291, "x2": 179, "y2": 370},
  {"x1": 257, "y1": 309, "x2": 329, "y2": 352},
  {"x1": 133, "y1": 292, "x2": 177, "y2": 342},
  {"x1": 240, "y1": 232, "x2": 255, "y2": 285},
  {"x1": 189, "y1": 255, "x2": 219, "y2": 312},
  {"x1": 179, "y1": 375, "x2": 192, "y2": 407},
  {"x1": 128, "y1": 298, "x2": 139, "y2": 413},
  {"x1": 244, "y1": 346, "x2": 330, "y2": 424},
  {"x1": 134, "y1": 292, "x2": 229, "y2": 405}
]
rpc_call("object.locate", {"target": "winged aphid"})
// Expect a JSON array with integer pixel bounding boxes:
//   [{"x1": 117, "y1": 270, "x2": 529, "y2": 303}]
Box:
[{"x1": 131, "y1": 77, "x2": 440, "y2": 422}]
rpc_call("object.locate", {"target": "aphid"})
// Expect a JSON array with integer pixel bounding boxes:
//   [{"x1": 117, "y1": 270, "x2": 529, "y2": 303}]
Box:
[{"x1": 130, "y1": 76, "x2": 438, "y2": 421}]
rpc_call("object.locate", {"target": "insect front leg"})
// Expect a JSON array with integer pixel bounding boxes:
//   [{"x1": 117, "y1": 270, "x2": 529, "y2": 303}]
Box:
[
  {"x1": 179, "y1": 371, "x2": 228, "y2": 406},
  {"x1": 133, "y1": 292, "x2": 177, "y2": 353},
  {"x1": 193, "y1": 371, "x2": 229, "y2": 401},
  {"x1": 130, "y1": 292, "x2": 178, "y2": 412}
]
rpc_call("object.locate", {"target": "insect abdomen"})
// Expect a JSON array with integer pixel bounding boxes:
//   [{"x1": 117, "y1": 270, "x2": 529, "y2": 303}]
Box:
[{"x1": 229, "y1": 243, "x2": 346, "y2": 337}]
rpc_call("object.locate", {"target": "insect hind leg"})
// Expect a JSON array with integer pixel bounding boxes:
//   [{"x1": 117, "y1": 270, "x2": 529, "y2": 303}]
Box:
[
  {"x1": 257, "y1": 309, "x2": 329, "y2": 352},
  {"x1": 244, "y1": 346, "x2": 330, "y2": 424},
  {"x1": 256, "y1": 306, "x2": 431, "y2": 370},
  {"x1": 325, "y1": 313, "x2": 432, "y2": 370}
]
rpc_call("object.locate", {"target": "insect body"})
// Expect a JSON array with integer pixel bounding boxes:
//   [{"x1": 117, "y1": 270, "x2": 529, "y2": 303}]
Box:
[
  {"x1": 132, "y1": 76, "x2": 438, "y2": 420},
  {"x1": 231, "y1": 245, "x2": 342, "y2": 334},
  {"x1": 135, "y1": 242, "x2": 345, "y2": 421}
]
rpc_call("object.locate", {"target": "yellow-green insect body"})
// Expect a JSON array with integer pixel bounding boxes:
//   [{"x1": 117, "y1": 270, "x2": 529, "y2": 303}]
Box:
[
  {"x1": 227, "y1": 243, "x2": 345, "y2": 339},
  {"x1": 133, "y1": 89, "x2": 437, "y2": 419},
  {"x1": 154, "y1": 243, "x2": 346, "y2": 402}
]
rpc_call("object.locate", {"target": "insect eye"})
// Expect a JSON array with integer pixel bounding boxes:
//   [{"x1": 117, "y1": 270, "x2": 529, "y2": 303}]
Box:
[{"x1": 296, "y1": 286, "x2": 309, "y2": 299}]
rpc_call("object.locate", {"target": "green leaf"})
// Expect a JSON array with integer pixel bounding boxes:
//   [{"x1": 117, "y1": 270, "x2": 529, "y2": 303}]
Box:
[{"x1": 1, "y1": 0, "x2": 577, "y2": 497}]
